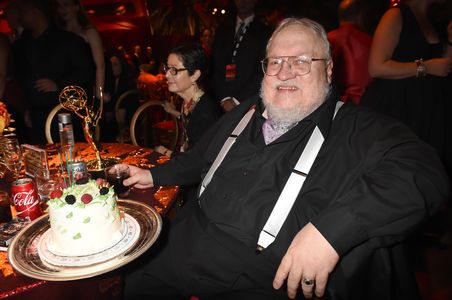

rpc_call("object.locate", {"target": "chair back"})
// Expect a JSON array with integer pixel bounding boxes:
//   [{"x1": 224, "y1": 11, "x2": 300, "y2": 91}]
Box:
[
  {"x1": 45, "y1": 104, "x2": 100, "y2": 144},
  {"x1": 45, "y1": 104, "x2": 64, "y2": 144},
  {"x1": 115, "y1": 89, "x2": 140, "y2": 123},
  {"x1": 130, "y1": 100, "x2": 179, "y2": 150}
]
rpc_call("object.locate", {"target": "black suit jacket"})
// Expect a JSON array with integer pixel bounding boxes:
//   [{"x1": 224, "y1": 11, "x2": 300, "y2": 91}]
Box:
[
  {"x1": 151, "y1": 94, "x2": 448, "y2": 299},
  {"x1": 210, "y1": 17, "x2": 271, "y2": 103}
]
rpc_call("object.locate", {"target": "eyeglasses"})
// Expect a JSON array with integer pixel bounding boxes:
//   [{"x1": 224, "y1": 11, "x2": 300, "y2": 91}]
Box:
[
  {"x1": 163, "y1": 65, "x2": 187, "y2": 76},
  {"x1": 261, "y1": 56, "x2": 328, "y2": 76}
]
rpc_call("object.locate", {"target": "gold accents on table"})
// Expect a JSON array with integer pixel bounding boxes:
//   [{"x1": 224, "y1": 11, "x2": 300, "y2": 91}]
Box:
[
  {"x1": 153, "y1": 186, "x2": 179, "y2": 213},
  {"x1": 0, "y1": 252, "x2": 15, "y2": 277}
]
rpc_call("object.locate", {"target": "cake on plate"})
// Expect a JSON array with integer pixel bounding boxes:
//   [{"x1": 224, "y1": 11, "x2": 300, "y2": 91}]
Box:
[{"x1": 47, "y1": 178, "x2": 124, "y2": 256}]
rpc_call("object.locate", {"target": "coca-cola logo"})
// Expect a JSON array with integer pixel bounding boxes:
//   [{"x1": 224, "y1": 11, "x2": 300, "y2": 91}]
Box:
[{"x1": 13, "y1": 189, "x2": 38, "y2": 206}]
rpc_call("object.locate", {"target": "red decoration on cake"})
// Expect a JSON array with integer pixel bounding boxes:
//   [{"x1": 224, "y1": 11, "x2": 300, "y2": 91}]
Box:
[
  {"x1": 50, "y1": 190, "x2": 63, "y2": 199},
  {"x1": 81, "y1": 194, "x2": 93, "y2": 204}
]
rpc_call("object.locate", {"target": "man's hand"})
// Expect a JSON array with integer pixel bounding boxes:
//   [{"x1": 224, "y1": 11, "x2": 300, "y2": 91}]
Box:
[
  {"x1": 123, "y1": 165, "x2": 154, "y2": 189},
  {"x1": 273, "y1": 222, "x2": 339, "y2": 299},
  {"x1": 34, "y1": 78, "x2": 58, "y2": 92},
  {"x1": 220, "y1": 98, "x2": 237, "y2": 112}
]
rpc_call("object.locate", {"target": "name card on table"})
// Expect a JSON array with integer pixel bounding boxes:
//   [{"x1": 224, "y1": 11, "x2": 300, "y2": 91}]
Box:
[{"x1": 21, "y1": 144, "x2": 48, "y2": 177}]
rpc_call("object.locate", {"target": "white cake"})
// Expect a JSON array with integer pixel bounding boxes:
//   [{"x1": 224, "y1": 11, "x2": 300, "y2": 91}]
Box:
[{"x1": 47, "y1": 179, "x2": 124, "y2": 256}]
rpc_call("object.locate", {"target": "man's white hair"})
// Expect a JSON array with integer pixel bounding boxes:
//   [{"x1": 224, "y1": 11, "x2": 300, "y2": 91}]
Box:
[{"x1": 266, "y1": 18, "x2": 331, "y2": 60}]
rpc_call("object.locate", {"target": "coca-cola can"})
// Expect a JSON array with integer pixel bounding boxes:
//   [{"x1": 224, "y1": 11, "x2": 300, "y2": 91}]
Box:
[{"x1": 11, "y1": 178, "x2": 43, "y2": 222}]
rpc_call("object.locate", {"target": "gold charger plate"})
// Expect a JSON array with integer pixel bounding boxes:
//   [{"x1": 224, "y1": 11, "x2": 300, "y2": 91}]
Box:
[{"x1": 7, "y1": 199, "x2": 162, "y2": 281}]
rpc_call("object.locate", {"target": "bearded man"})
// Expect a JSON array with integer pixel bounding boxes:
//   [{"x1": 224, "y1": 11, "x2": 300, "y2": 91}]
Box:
[{"x1": 123, "y1": 18, "x2": 449, "y2": 300}]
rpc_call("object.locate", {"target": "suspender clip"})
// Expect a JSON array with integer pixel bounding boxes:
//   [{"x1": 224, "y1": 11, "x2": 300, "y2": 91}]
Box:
[{"x1": 255, "y1": 245, "x2": 264, "y2": 253}]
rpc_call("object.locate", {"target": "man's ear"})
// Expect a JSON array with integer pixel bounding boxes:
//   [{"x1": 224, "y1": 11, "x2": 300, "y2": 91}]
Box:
[{"x1": 326, "y1": 60, "x2": 333, "y2": 84}]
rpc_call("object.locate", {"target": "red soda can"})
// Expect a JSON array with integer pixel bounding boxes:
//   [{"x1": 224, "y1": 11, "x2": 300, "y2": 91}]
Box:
[{"x1": 11, "y1": 178, "x2": 43, "y2": 222}]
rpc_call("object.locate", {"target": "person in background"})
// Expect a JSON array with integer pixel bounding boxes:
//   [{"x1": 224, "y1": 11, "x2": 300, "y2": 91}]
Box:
[
  {"x1": 122, "y1": 18, "x2": 448, "y2": 299},
  {"x1": 13, "y1": 0, "x2": 94, "y2": 144},
  {"x1": 53, "y1": 0, "x2": 105, "y2": 100},
  {"x1": 199, "y1": 26, "x2": 215, "y2": 59},
  {"x1": 142, "y1": 46, "x2": 159, "y2": 75},
  {"x1": 101, "y1": 50, "x2": 138, "y2": 142},
  {"x1": 143, "y1": 46, "x2": 159, "y2": 75},
  {"x1": 155, "y1": 42, "x2": 222, "y2": 158},
  {"x1": 131, "y1": 44, "x2": 143, "y2": 71},
  {"x1": 2, "y1": 2, "x2": 27, "y2": 141},
  {"x1": 361, "y1": 0, "x2": 452, "y2": 174},
  {"x1": 327, "y1": 0, "x2": 372, "y2": 104},
  {"x1": 210, "y1": 0, "x2": 271, "y2": 112}
]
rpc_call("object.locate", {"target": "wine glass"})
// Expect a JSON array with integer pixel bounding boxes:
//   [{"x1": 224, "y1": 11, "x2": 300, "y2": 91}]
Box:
[
  {"x1": 105, "y1": 164, "x2": 131, "y2": 198},
  {"x1": 34, "y1": 169, "x2": 62, "y2": 212},
  {"x1": 0, "y1": 138, "x2": 23, "y2": 180}
]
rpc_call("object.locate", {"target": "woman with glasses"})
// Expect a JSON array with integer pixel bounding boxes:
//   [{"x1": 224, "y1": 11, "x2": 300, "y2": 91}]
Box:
[{"x1": 155, "y1": 42, "x2": 222, "y2": 158}]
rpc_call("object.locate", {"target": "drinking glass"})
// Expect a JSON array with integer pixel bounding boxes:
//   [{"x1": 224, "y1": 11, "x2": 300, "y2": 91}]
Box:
[
  {"x1": 34, "y1": 169, "x2": 61, "y2": 202},
  {"x1": 0, "y1": 138, "x2": 23, "y2": 180},
  {"x1": 105, "y1": 164, "x2": 130, "y2": 198}
]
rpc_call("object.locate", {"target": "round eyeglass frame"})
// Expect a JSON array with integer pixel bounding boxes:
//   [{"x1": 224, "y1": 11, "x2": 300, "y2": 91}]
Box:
[
  {"x1": 163, "y1": 65, "x2": 188, "y2": 76},
  {"x1": 261, "y1": 56, "x2": 328, "y2": 76}
]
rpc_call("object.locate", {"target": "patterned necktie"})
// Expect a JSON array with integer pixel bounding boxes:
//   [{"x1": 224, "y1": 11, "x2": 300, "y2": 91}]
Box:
[
  {"x1": 262, "y1": 118, "x2": 298, "y2": 145},
  {"x1": 235, "y1": 22, "x2": 245, "y2": 41}
]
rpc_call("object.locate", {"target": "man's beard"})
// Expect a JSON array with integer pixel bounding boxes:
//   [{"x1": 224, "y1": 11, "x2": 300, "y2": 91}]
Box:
[{"x1": 260, "y1": 81, "x2": 331, "y2": 125}]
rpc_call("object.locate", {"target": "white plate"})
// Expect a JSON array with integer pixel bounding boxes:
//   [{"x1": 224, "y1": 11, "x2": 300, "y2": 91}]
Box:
[
  {"x1": 38, "y1": 213, "x2": 140, "y2": 267},
  {"x1": 7, "y1": 199, "x2": 162, "y2": 281}
]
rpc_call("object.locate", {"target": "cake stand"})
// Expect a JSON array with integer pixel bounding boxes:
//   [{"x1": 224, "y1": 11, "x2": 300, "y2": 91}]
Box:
[{"x1": 7, "y1": 199, "x2": 162, "y2": 281}]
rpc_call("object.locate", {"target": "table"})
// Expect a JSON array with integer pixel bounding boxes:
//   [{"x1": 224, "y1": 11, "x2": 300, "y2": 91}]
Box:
[{"x1": 0, "y1": 143, "x2": 179, "y2": 300}]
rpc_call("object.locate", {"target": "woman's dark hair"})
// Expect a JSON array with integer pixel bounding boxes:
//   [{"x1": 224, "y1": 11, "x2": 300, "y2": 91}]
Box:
[
  {"x1": 104, "y1": 48, "x2": 135, "y2": 94},
  {"x1": 169, "y1": 42, "x2": 207, "y2": 89},
  {"x1": 53, "y1": 0, "x2": 92, "y2": 30}
]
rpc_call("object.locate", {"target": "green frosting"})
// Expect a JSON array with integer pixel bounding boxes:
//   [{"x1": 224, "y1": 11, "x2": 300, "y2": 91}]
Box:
[{"x1": 48, "y1": 179, "x2": 115, "y2": 209}]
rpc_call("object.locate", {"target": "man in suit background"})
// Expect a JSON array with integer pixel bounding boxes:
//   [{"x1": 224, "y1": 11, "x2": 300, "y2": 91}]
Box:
[{"x1": 210, "y1": 0, "x2": 271, "y2": 112}]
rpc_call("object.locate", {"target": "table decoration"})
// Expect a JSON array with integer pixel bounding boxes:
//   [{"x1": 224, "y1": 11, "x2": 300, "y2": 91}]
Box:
[
  {"x1": 0, "y1": 101, "x2": 15, "y2": 137},
  {"x1": 58, "y1": 86, "x2": 118, "y2": 172},
  {"x1": 21, "y1": 144, "x2": 49, "y2": 178}
]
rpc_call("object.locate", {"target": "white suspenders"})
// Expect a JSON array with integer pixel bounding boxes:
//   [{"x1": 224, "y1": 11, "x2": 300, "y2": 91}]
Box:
[
  {"x1": 199, "y1": 108, "x2": 256, "y2": 197},
  {"x1": 199, "y1": 101, "x2": 344, "y2": 252}
]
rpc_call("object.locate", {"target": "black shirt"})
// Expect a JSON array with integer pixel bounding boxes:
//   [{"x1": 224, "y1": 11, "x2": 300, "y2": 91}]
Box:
[
  {"x1": 151, "y1": 91, "x2": 449, "y2": 297},
  {"x1": 14, "y1": 26, "x2": 94, "y2": 110}
]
